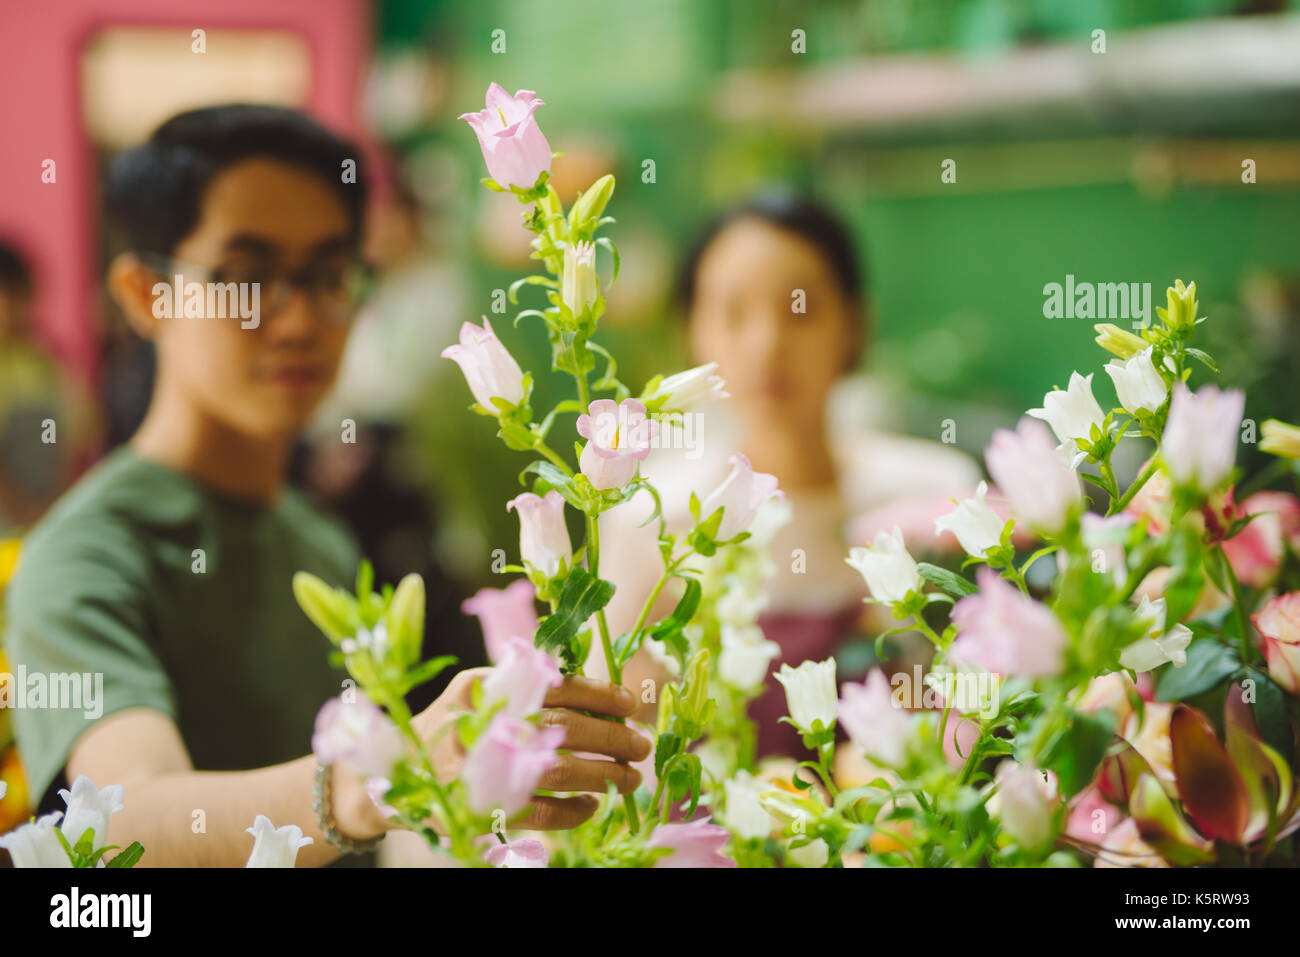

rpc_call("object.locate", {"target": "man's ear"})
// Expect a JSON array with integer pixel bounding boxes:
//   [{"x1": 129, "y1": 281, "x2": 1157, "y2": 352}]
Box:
[{"x1": 107, "y1": 253, "x2": 164, "y2": 341}]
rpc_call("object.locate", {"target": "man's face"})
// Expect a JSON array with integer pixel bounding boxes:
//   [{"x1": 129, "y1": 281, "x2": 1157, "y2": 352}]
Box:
[{"x1": 152, "y1": 157, "x2": 357, "y2": 440}]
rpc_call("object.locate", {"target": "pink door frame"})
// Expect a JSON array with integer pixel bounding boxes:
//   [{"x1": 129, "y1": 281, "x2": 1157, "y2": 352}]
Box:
[{"x1": 0, "y1": 0, "x2": 373, "y2": 385}]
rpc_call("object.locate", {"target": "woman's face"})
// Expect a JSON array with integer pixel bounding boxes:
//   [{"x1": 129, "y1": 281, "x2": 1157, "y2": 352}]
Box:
[{"x1": 688, "y1": 217, "x2": 860, "y2": 431}]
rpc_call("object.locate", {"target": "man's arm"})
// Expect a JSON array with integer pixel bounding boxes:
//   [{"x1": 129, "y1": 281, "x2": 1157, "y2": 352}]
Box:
[
  {"x1": 66, "y1": 708, "x2": 376, "y2": 867},
  {"x1": 66, "y1": 670, "x2": 651, "y2": 867}
]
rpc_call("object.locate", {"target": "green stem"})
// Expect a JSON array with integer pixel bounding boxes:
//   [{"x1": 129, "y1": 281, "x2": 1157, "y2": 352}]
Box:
[
  {"x1": 1110, "y1": 458, "x2": 1159, "y2": 516},
  {"x1": 1218, "y1": 545, "x2": 1255, "y2": 664},
  {"x1": 533, "y1": 439, "x2": 574, "y2": 477}
]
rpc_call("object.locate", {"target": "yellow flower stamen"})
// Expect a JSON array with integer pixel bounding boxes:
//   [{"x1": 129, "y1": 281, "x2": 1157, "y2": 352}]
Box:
[{"x1": 497, "y1": 107, "x2": 507, "y2": 128}]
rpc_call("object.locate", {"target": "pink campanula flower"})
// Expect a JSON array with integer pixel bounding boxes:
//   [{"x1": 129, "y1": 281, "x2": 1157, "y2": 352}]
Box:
[
  {"x1": 948, "y1": 567, "x2": 1067, "y2": 678},
  {"x1": 462, "y1": 714, "x2": 565, "y2": 818},
  {"x1": 461, "y1": 579, "x2": 540, "y2": 664},
  {"x1": 458, "y1": 83, "x2": 552, "y2": 189},
  {"x1": 575, "y1": 398, "x2": 659, "y2": 491}
]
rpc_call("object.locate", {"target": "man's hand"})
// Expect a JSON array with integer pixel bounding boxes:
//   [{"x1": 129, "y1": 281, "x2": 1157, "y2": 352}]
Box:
[{"x1": 409, "y1": 669, "x2": 651, "y2": 831}]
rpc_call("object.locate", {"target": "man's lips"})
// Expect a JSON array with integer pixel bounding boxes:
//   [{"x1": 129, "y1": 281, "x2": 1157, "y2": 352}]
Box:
[{"x1": 264, "y1": 365, "x2": 327, "y2": 389}]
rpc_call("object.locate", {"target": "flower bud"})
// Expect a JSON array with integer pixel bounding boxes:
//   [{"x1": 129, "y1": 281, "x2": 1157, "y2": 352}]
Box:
[
  {"x1": 570, "y1": 174, "x2": 614, "y2": 231},
  {"x1": 1261, "y1": 419, "x2": 1300, "y2": 460},
  {"x1": 1159, "y1": 279, "x2": 1197, "y2": 334},
  {"x1": 678, "y1": 648, "x2": 712, "y2": 727},
  {"x1": 562, "y1": 241, "x2": 599, "y2": 317},
  {"x1": 1094, "y1": 323, "x2": 1147, "y2": 359}
]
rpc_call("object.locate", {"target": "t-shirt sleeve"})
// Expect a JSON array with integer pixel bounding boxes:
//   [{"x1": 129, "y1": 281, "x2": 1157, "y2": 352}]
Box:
[{"x1": 2, "y1": 516, "x2": 178, "y2": 805}]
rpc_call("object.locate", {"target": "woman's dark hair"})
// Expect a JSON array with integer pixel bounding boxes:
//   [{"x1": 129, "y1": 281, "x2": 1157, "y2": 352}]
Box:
[
  {"x1": 675, "y1": 189, "x2": 867, "y2": 311},
  {"x1": 105, "y1": 104, "x2": 367, "y2": 257}
]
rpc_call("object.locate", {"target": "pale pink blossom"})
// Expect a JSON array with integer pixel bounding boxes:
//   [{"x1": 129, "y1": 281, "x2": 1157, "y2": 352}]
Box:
[
  {"x1": 575, "y1": 398, "x2": 659, "y2": 491},
  {"x1": 484, "y1": 837, "x2": 549, "y2": 868},
  {"x1": 506, "y1": 490, "x2": 572, "y2": 580},
  {"x1": 312, "y1": 695, "x2": 405, "y2": 779},
  {"x1": 462, "y1": 714, "x2": 565, "y2": 817},
  {"x1": 699, "y1": 453, "x2": 784, "y2": 541},
  {"x1": 985, "y1": 417, "x2": 1081, "y2": 535},
  {"x1": 458, "y1": 83, "x2": 552, "y2": 189},
  {"x1": 461, "y1": 579, "x2": 539, "y2": 664},
  {"x1": 838, "y1": 670, "x2": 913, "y2": 767},
  {"x1": 481, "y1": 635, "x2": 563, "y2": 718},
  {"x1": 646, "y1": 817, "x2": 736, "y2": 868},
  {"x1": 441, "y1": 317, "x2": 526, "y2": 409},
  {"x1": 947, "y1": 568, "x2": 1067, "y2": 678},
  {"x1": 1161, "y1": 383, "x2": 1244, "y2": 492}
]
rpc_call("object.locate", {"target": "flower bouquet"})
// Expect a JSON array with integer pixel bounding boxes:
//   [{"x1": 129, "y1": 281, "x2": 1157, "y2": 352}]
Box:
[{"x1": 288, "y1": 83, "x2": 1300, "y2": 867}]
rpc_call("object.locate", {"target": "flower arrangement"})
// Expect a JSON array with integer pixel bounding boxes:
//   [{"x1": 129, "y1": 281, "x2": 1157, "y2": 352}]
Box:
[{"x1": 285, "y1": 83, "x2": 1300, "y2": 868}]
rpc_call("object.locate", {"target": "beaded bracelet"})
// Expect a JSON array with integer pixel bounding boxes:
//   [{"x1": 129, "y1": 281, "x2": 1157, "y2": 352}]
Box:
[{"x1": 312, "y1": 762, "x2": 384, "y2": 856}]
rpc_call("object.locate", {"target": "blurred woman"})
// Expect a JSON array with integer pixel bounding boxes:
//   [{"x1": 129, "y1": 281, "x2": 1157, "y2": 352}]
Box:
[{"x1": 595, "y1": 190, "x2": 980, "y2": 758}]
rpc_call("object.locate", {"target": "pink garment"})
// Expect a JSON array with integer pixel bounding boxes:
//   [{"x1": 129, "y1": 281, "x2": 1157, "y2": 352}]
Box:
[{"x1": 749, "y1": 603, "x2": 865, "y2": 759}]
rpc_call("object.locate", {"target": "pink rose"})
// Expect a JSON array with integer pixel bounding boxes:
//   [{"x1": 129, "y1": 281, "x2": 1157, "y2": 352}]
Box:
[
  {"x1": 461, "y1": 579, "x2": 539, "y2": 664},
  {"x1": 1251, "y1": 592, "x2": 1300, "y2": 694},
  {"x1": 1223, "y1": 491, "x2": 1300, "y2": 588},
  {"x1": 575, "y1": 398, "x2": 659, "y2": 491},
  {"x1": 481, "y1": 635, "x2": 563, "y2": 718},
  {"x1": 646, "y1": 817, "x2": 737, "y2": 868},
  {"x1": 462, "y1": 714, "x2": 565, "y2": 818},
  {"x1": 458, "y1": 83, "x2": 552, "y2": 190},
  {"x1": 1065, "y1": 786, "x2": 1122, "y2": 842},
  {"x1": 947, "y1": 567, "x2": 1067, "y2": 678}
]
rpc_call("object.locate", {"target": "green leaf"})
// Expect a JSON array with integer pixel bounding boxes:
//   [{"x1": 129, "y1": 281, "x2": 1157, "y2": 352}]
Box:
[
  {"x1": 916, "y1": 562, "x2": 978, "y2": 598},
  {"x1": 73, "y1": 827, "x2": 96, "y2": 860},
  {"x1": 105, "y1": 842, "x2": 145, "y2": 868},
  {"x1": 1156, "y1": 638, "x2": 1241, "y2": 702},
  {"x1": 654, "y1": 731, "x2": 680, "y2": 779},
  {"x1": 534, "y1": 566, "x2": 616, "y2": 655},
  {"x1": 400, "y1": 655, "x2": 458, "y2": 694},
  {"x1": 1241, "y1": 666, "x2": 1293, "y2": 761},
  {"x1": 1039, "y1": 709, "x2": 1115, "y2": 799},
  {"x1": 1185, "y1": 347, "x2": 1219, "y2": 373}
]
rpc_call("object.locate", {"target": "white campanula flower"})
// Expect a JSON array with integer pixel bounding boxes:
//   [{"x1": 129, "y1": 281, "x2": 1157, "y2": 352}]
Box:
[
  {"x1": 0, "y1": 811, "x2": 72, "y2": 868},
  {"x1": 723, "y1": 772, "x2": 773, "y2": 841},
  {"x1": 718, "y1": 623, "x2": 781, "y2": 691},
  {"x1": 774, "y1": 658, "x2": 838, "y2": 735},
  {"x1": 245, "y1": 815, "x2": 313, "y2": 868},
  {"x1": 933, "y1": 481, "x2": 1005, "y2": 559},
  {"x1": 786, "y1": 837, "x2": 829, "y2": 868},
  {"x1": 845, "y1": 526, "x2": 922, "y2": 605},
  {"x1": 644, "y1": 363, "x2": 729, "y2": 412},
  {"x1": 58, "y1": 776, "x2": 124, "y2": 853},
  {"x1": 1105, "y1": 347, "x2": 1167, "y2": 415},
  {"x1": 1028, "y1": 371, "x2": 1107, "y2": 464},
  {"x1": 1120, "y1": 595, "x2": 1192, "y2": 672}
]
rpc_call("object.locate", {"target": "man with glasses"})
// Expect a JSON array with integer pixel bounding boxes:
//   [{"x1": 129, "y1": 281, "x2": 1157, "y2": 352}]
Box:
[{"x1": 2, "y1": 105, "x2": 648, "y2": 866}]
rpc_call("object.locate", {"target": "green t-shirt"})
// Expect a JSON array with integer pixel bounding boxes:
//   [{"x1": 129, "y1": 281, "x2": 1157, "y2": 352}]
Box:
[{"x1": 2, "y1": 446, "x2": 361, "y2": 815}]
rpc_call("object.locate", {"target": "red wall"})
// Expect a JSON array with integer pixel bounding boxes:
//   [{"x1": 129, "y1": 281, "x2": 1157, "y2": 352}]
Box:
[{"x1": 0, "y1": 0, "x2": 372, "y2": 383}]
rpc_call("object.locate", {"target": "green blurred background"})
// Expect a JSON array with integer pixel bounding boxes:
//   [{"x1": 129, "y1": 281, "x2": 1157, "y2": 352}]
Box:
[{"x1": 361, "y1": 0, "x2": 1300, "y2": 580}]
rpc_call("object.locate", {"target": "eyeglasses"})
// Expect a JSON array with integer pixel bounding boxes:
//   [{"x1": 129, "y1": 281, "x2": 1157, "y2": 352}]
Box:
[{"x1": 139, "y1": 253, "x2": 375, "y2": 325}]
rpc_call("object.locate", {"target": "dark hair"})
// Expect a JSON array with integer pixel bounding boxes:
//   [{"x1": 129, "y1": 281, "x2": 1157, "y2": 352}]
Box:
[
  {"x1": 0, "y1": 240, "x2": 33, "y2": 294},
  {"x1": 675, "y1": 189, "x2": 866, "y2": 311},
  {"x1": 105, "y1": 104, "x2": 367, "y2": 257}
]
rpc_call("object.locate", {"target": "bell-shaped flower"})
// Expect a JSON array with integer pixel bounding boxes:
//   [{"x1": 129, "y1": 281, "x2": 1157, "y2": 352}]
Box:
[
  {"x1": 0, "y1": 811, "x2": 72, "y2": 868},
  {"x1": 838, "y1": 669, "x2": 913, "y2": 767},
  {"x1": 698, "y1": 453, "x2": 783, "y2": 541},
  {"x1": 481, "y1": 635, "x2": 563, "y2": 718},
  {"x1": 462, "y1": 713, "x2": 565, "y2": 818},
  {"x1": 461, "y1": 579, "x2": 540, "y2": 664},
  {"x1": 575, "y1": 398, "x2": 659, "y2": 491},
  {"x1": 58, "y1": 776, "x2": 124, "y2": 853},
  {"x1": 985, "y1": 417, "x2": 1082, "y2": 535},
  {"x1": 245, "y1": 815, "x2": 313, "y2": 868},
  {"x1": 506, "y1": 490, "x2": 572, "y2": 580},
  {"x1": 646, "y1": 817, "x2": 736, "y2": 868},
  {"x1": 441, "y1": 317, "x2": 526, "y2": 411},
  {"x1": 933, "y1": 481, "x2": 1005, "y2": 559},
  {"x1": 484, "y1": 837, "x2": 549, "y2": 868},
  {"x1": 1161, "y1": 383, "x2": 1244, "y2": 493},
  {"x1": 642, "y1": 363, "x2": 729, "y2": 413},
  {"x1": 1028, "y1": 372, "x2": 1107, "y2": 464},
  {"x1": 774, "y1": 658, "x2": 838, "y2": 736},
  {"x1": 1105, "y1": 347, "x2": 1167, "y2": 415},
  {"x1": 845, "y1": 526, "x2": 922, "y2": 605},
  {"x1": 311, "y1": 694, "x2": 405, "y2": 779},
  {"x1": 458, "y1": 83, "x2": 552, "y2": 190},
  {"x1": 948, "y1": 568, "x2": 1067, "y2": 678}
]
